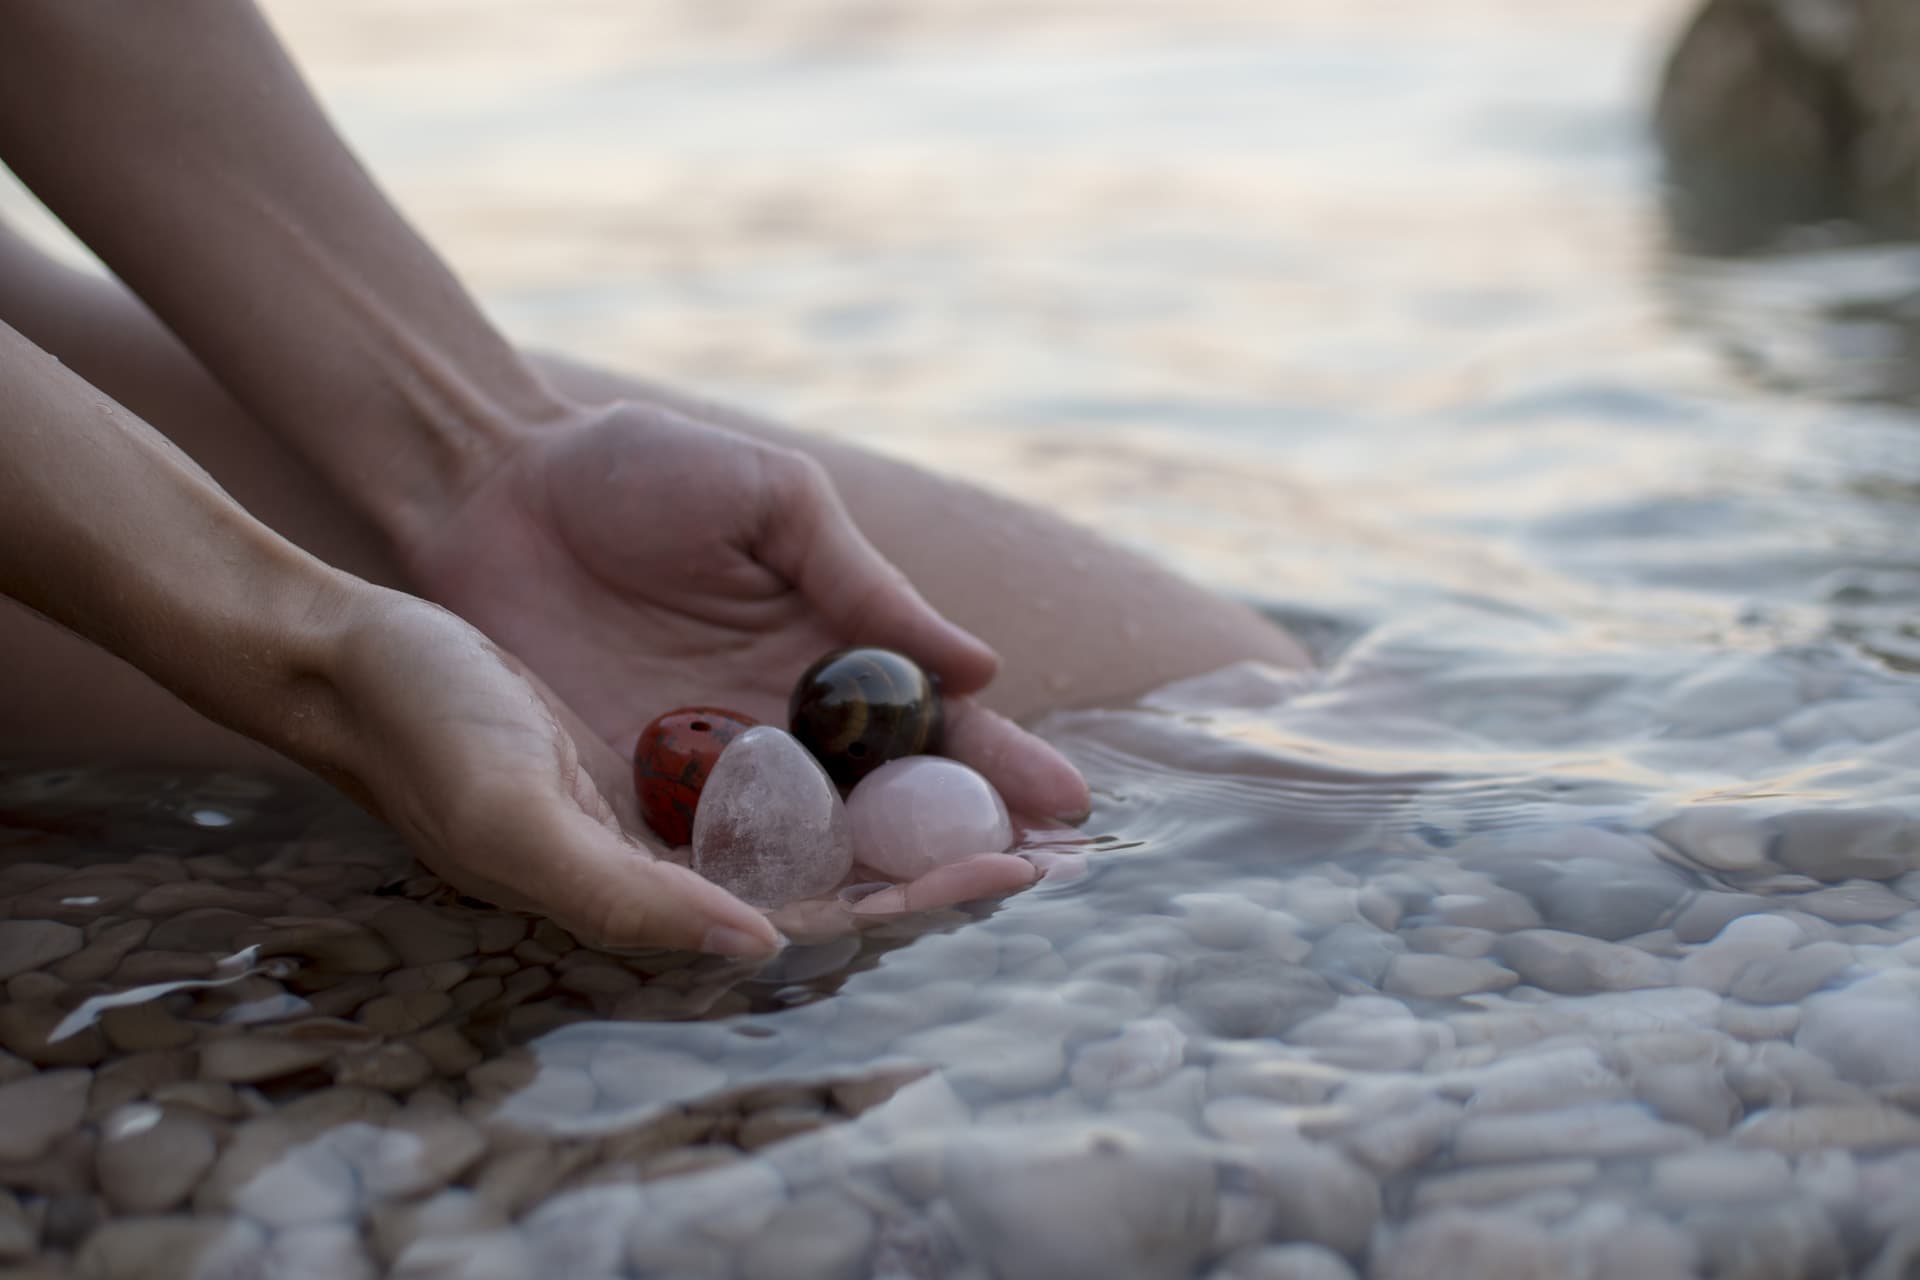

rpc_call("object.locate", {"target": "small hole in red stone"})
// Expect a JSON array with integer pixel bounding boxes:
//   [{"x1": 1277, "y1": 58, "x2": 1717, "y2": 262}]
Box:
[
  {"x1": 848, "y1": 742, "x2": 868, "y2": 758},
  {"x1": 690, "y1": 720, "x2": 712, "y2": 732}
]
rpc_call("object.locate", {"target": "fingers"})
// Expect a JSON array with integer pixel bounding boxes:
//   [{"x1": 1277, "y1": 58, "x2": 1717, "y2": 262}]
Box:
[
  {"x1": 943, "y1": 696, "x2": 1091, "y2": 822},
  {"x1": 759, "y1": 452, "x2": 1000, "y2": 695},
  {"x1": 430, "y1": 784, "x2": 780, "y2": 958},
  {"x1": 849, "y1": 853, "x2": 1038, "y2": 916},
  {"x1": 530, "y1": 807, "x2": 782, "y2": 956}
]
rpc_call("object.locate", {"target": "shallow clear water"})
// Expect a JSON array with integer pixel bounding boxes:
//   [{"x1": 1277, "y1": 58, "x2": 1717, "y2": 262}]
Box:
[{"x1": 6, "y1": 0, "x2": 1920, "y2": 1276}]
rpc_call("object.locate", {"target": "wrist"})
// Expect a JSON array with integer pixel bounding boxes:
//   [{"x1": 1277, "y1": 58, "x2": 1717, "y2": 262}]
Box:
[{"x1": 334, "y1": 353, "x2": 588, "y2": 560}]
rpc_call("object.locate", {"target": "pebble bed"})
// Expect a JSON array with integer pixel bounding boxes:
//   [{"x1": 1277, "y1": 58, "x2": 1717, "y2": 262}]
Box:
[{"x1": 2, "y1": 642, "x2": 1919, "y2": 1279}]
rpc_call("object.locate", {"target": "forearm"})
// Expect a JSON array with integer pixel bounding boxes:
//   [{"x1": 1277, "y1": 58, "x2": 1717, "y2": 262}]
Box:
[
  {"x1": 0, "y1": 319, "x2": 356, "y2": 767},
  {"x1": 0, "y1": 1, "x2": 569, "y2": 551}
]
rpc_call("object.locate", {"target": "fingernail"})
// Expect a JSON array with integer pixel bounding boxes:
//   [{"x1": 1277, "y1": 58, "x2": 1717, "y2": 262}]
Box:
[{"x1": 701, "y1": 926, "x2": 779, "y2": 958}]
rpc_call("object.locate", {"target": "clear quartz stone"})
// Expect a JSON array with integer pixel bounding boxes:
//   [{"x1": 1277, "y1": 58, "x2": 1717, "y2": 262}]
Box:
[
  {"x1": 691, "y1": 727, "x2": 853, "y2": 907},
  {"x1": 845, "y1": 756, "x2": 1013, "y2": 881}
]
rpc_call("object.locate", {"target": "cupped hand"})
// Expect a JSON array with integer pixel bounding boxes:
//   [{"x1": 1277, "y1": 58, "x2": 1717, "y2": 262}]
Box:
[
  {"x1": 318, "y1": 591, "x2": 1072, "y2": 958},
  {"x1": 407, "y1": 400, "x2": 1090, "y2": 821}
]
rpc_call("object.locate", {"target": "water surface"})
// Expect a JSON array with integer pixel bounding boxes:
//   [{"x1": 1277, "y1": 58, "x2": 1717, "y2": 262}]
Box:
[{"x1": 6, "y1": 0, "x2": 1920, "y2": 1275}]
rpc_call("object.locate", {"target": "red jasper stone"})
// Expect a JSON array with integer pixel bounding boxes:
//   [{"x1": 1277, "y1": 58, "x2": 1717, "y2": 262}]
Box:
[{"x1": 633, "y1": 707, "x2": 759, "y2": 847}]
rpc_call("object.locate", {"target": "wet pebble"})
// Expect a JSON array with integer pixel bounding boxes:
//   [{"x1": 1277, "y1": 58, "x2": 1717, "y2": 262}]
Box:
[
  {"x1": 94, "y1": 1105, "x2": 219, "y2": 1214},
  {"x1": 0, "y1": 1070, "x2": 90, "y2": 1168},
  {"x1": 1451, "y1": 1102, "x2": 1700, "y2": 1162},
  {"x1": 1495, "y1": 930, "x2": 1671, "y2": 994},
  {"x1": 0, "y1": 919, "x2": 84, "y2": 981},
  {"x1": 1382, "y1": 954, "x2": 1516, "y2": 1000}
]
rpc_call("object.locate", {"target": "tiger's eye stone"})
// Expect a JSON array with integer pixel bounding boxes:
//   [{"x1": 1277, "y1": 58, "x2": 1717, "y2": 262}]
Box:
[
  {"x1": 788, "y1": 648, "x2": 943, "y2": 788},
  {"x1": 633, "y1": 707, "x2": 759, "y2": 846}
]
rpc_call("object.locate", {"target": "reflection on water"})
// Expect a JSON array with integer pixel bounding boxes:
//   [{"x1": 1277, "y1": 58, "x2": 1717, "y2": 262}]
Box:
[{"x1": 7, "y1": 0, "x2": 1920, "y2": 1274}]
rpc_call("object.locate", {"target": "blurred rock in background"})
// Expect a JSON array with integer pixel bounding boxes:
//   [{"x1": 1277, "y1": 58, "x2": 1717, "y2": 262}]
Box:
[{"x1": 1656, "y1": 0, "x2": 1920, "y2": 251}]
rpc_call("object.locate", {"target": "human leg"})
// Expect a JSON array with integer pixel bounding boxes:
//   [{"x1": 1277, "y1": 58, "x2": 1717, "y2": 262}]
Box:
[{"x1": 0, "y1": 225, "x2": 1302, "y2": 765}]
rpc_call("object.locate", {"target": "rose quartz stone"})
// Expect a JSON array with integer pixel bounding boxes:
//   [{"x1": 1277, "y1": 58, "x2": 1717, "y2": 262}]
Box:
[
  {"x1": 692, "y1": 727, "x2": 853, "y2": 907},
  {"x1": 845, "y1": 756, "x2": 1013, "y2": 880}
]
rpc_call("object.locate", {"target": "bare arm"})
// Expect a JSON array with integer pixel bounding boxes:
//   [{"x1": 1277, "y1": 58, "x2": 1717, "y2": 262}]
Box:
[
  {"x1": 0, "y1": 0, "x2": 564, "y2": 551},
  {"x1": 0, "y1": 319, "x2": 781, "y2": 956}
]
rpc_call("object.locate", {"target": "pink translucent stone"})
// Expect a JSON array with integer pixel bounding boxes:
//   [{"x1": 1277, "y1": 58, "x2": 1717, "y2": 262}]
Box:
[
  {"x1": 692, "y1": 726, "x2": 853, "y2": 907},
  {"x1": 845, "y1": 756, "x2": 1013, "y2": 880}
]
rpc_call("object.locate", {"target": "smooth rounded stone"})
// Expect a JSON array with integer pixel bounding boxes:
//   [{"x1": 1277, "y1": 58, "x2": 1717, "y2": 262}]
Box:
[
  {"x1": 845, "y1": 756, "x2": 1012, "y2": 880},
  {"x1": 1207, "y1": 1049, "x2": 1345, "y2": 1108},
  {"x1": 1400, "y1": 925, "x2": 1496, "y2": 958},
  {"x1": 1772, "y1": 807, "x2": 1919, "y2": 883},
  {"x1": 95, "y1": 1105, "x2": 219, "y2": 1214},
  {"x1": 1796, "y1": 983, "x2": 1920, "y2": 1087},
  {"x1": 693, "y1": 726, "x2": 854, "y2": 908},
  {"x1": 0, "y1": 1004, "x2": 103, "y2": 1067},
  {"x1": 261, "y1": 1224, "x2": 378, "y2": 1280},
  {"x1": 341, "y1": 1111, "x2": 486, "y2": 1201},
  {"x1": 944, "y1": 1125, "x2": 1218, "y2": 1280},
  {"x1": 1453, "y1": 1047, "x2": 1627, "y2": 1116},
  {"x1": 53, "y1": 919, "x2": 153, "y2": 985},
  {"x1": 132, "y1": 881, "x2": 281, "y2": 916},
  {"x1": 1451, "y1": 1102, "x2": 1701, "y2": 1163},
  {"x1": 1371, "y1": 1210, "x2": 1571, "y2": 1280},
  {"x1": 1654, "y1": 807, "x2": 1774, "y2": 875},
  {"x1": 0, "y1": 920, "x2": 84, "y2": 981},
  {"x1": 238, "y1": 919, "x2": 398, "y2": 975},
  {"x1": 1494, "y1": 929, "x2": 1672, "y2": 995},
  {"x1": 198, "y1": 1034, "x2": 335, "y2": 1084},
  {"x1": 1309, "y1": 924, "x2": 1405, "y2": 990},
  {"x1": 145, "y1": 907, "x2": 255, "y2": 953},
  {"x1": 1334, "y1": 1099, "x2": 1463, "y2": 1178},
  {"x1": 8, "y1": 970, "x2": 64, "y2": 1005},
  {"x1": 1559, "y1": 1202, "x2": 1698, "y2": 1280},
  {"x1": 1285, "y1": 1002, "x2": 1454, "y2": 1073},
  {"x1": 1684, "y1": 1199, "x2": 1844, "y2": 1280},
  {"x1": 391, "y1": 1229, "x2": 535, "y2": 1280},
  {"x1": 738, "y1": 1190, "x2": 876, "y2": 1280},
  {"x1": 334, "y1": 1042, "x2": 435, "y2": 1093},
  {"x1": 1669, "y1": 893, "x2": 1775, "y2": 945},
  {"x1": 114, "y1": 951, "x2": 216, "y2": 985},
  {"x1": 1652, "y1": 1147, "x2": 1793, "y2": 1203},
  {"x1": 1411, "y1": 1159, "x2": 1599, "y2": 1211},
  {"x1": 1176, "y1": 955, "x2": 1336, "y2": 1039},
  {"x1": 229, "y1": 1139, "x2": 359, "y2": 1228},
  {"x1": 1426, "y1": 889, "x2": 1541, "y2": 933},
  {"x1": 1733, "y1": 1103, "x2": 1920, "y2": 1152},
  {"x1": 1629, "y1": 1062, "x2": 1742, "y2": 1136},
  {"x1": 358, "y1": 991, "x2": 453, "y2": 1036},
  {"x1": 1676, "y1": 913, "x2": 1804, "y2": 992},
  {"x1": 1233, "y1": 1140, "x2": 1381, "y2": 1257},
  {"x1": 521, "y1": 1184, "x2": 644, "y2": 1276},
  {"x1": 1726, "y1": 940, "x2": 1854, "y2": 1004},
  {"x1": 73, "y1": 1215, "x2": 267, "y2": 1280},
  {"x1": 366, "y1": 903, "x2": 475, "y2": 969},
  {"x1": 1170, "y1": 892, "x2": 1283, "y2": 951},
  {"x1": 1211, "y1": 1244, "x2": 1358, "y2": 1280},
  {"x1": 368, "y1": 1188, "x2": 501, "y2": 1265},
  {"x1": 1798, "y1": 882, "x2": 1911, "y2": 924},
  {"x1": 1535, "y1": 860, "x2": 1690, "y2": 942},
  {"x1": 584, "y1": 1043, "x2": 726, "y2": 1111},
  {"x1": 0, "y1": 1190, "x2": 33, "y2": 1262},
  {"x1": 0, "y1": 1069, "x2": 91, "y2": 1161},
  {"x1": 9, "y1": 874, "x2": 150, "y2": 923},
  {"x1": 1382, "y1": 953, "x2": 1516, "y2": 1000},
  {"x1": 1070, "y1": 1019, "x2": 1188, "y2": 1097},
  {"x1": 99, "y1": 1002, "x2": 197, "y2": 1054}
]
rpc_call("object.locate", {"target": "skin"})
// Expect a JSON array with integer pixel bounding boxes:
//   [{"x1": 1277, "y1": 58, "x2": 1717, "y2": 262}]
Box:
[{"x1": 0, "y1": 2, "x2": 1304, "y2": 958}]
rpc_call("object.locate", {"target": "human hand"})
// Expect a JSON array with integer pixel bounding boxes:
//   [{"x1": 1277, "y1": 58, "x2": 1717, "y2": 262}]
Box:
[{"x1": 406, "y1": 400, "x2": 1091, "y2": 824}]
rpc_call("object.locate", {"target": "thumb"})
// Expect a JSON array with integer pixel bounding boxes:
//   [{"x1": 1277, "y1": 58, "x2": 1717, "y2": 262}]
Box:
[
  {"x1": 758, "y1": 452, "x2": 1000, "y2": 695},
  {"x1": 449, "y1": 797, "x2": 782, "y2": 958}
]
